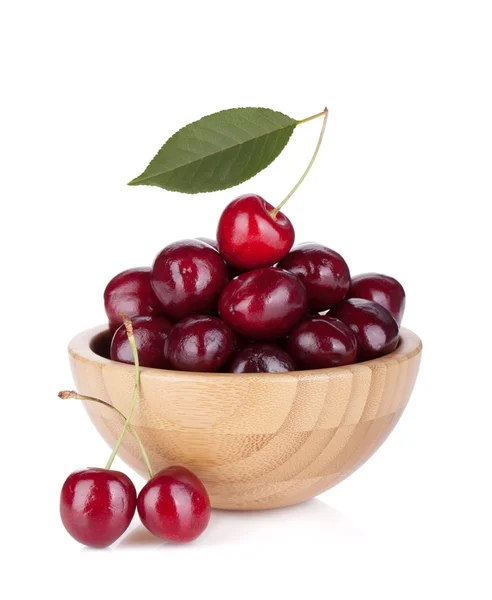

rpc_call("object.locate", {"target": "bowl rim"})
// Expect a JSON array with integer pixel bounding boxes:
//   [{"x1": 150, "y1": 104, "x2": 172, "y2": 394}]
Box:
[{"x1": 69, "y1": 325, "x2": 422, "y2": 380}]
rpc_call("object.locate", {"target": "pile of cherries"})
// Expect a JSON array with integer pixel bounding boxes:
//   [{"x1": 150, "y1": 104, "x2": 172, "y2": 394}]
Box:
[{"x1": 105, "y1": 194, "x2": 405, "y2": 373}]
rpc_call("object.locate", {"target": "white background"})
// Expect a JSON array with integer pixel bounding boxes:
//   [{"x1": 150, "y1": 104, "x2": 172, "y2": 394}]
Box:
[{"x1": 2, "y1": 1, "x2": 491, "y2": 598}]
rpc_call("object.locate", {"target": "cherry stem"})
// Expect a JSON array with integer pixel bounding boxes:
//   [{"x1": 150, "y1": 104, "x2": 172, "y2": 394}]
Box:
[
  {"x1": 104, "y1": 319, "x2": 143, "y2": 472},
  {"x1": 59, "y1": 390, "x2": 154, "y2": 478},
  {"x1": 271, "y1": 107, "x2": 329, "y2": 219}
]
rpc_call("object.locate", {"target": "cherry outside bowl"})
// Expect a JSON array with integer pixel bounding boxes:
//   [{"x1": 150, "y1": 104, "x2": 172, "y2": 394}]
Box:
[{"x1": 68, "y1": 325, "x2": 422, "y2": 510}]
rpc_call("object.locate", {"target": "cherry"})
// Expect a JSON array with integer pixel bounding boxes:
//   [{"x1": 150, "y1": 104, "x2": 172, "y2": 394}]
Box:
[
  {"x1": 151, "y1": 239, "x2": 228, "y2": 320},
  {"x1": 330, "y1": 298, "x2": 399, "y2": 361},
  {"x1": 277, "y1": 243, "x2": 350, "y2": 311},
  {"x1": 348, "y1": 272, "x2": 406, "y2": 325},
  {"x1": 287, "y1": 316, "x2": 357, "y2": 369},
  {"x1": 110, "y1": 315, "x2": 172, "y2": 368},
  {"x1": 165, "y1": 315, "x2": 234, "y2": 372},
  {"x1": 104, "y1": 267, "x2": 165, "y2": 333},
  {"x1": 219, "y1": 267, "x2": 308, "y2": 340},
  {"x1": 216, "y1": 195, "x2": 295, "y2": 270},
  {"x1": 215, "y1": 110, "x2": 329, "y2": 271},
  {"x1": 137, "y1": 466, "x2": 211, "y2": 543},
  {"x1": 60, "y1": 468, "x2": 137, "y2": 548},
  {"x1": 228, "y1": 342, "x2": 296, "y2": 373}
]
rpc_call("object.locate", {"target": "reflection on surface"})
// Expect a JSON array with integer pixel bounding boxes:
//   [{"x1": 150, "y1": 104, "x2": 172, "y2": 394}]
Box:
[{"x1": 117, "y1": 498, "x2": 366, "y2": 549}]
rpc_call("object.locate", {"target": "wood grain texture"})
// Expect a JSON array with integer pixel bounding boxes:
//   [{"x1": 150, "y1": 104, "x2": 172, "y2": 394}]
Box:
[{"x1": 68, "y1": 326, "x2": 422, "y2": 510}]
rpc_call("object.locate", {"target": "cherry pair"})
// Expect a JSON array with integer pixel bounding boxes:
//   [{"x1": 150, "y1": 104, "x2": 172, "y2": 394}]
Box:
[
  {"x1": 60, "y1": 464, "x2": 210, "y2": 548},
  {"x1": 59, "y1": 321, "x2": 210, "y2": 548}
]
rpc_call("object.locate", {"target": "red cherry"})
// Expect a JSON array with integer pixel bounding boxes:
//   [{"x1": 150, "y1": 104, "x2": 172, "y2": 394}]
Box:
[
  {"x1": 287, "y1": 316, "x2": 357, "y2": 369},
  {"x1": 219, "y1": 267, "x2": 308, "y2": 340},
  {"x1": 104, "y1": 267, "x2": 166, "y2": 333},
  {"x1": 60, "y1": 468, "x2": 137, "y2": 548},
  {"x1": 137, "y1": 467, "x2": 211, "y2": 543},
  {"x1": 217, "y1": 195, "x2": 295, "y2": 270},
  {"x1": 330, "y1": 298, "x2": 399, "y2": 361},
  {"x1": 277, "y1": 243, "x2": 350, "y2": 311},
  {"x1": 348, "y1": 273, "x2": 406, "y2": 325},
  {"x1": 151, "y1": 240, "x2": 228, "y2": 320},
  {"x1": 110, "y1": 315, "x2": 173, "y2": 368},
  {"x1": 228, "y1": 342, "x2": 297, "y2": 373},
  {"x1": 165, "y1": 315, "x2": 235, "y2": 372}
]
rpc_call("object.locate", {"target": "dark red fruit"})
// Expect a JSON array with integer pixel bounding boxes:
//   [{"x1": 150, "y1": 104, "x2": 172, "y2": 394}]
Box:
[
  {"x1": 228, "y1": 342, "x2": 297, "y2": 373},
  {"x1": 110, "y1": 315, "x2": 173, "y2": 368},
  {"x1": 104, "y1": 267, "x2": 166, "y2": 333},
  {"x1": 330, "y1": 298, "x2": 399, "y2": 361},
  {"x1": 165, "y1": 315, "x2": 234, "y2": 372},
  {"x1": 348, "y1": 273, "x2": 406, "y2": 325},
  {"x1": 277, "y1": 243, "x2": 350, "y2": 311},
  {"x1": 137, "y1": 466, "x2": 211, "y2": 543},
  {"x1": 60, "y1": 468, "x2": 137, "y2": 548},
  {"x1": 151, "y1": 240, "x2": 228, "y2": 320},
  {"x1": 287, "y1": 316, "x2": 357, "y2": 369},
  {"x1": 219, "y1": 267, "x2": 308, "y2": 340},
  {"x1": 217, "y1": 195, "x2": 295, "y2": 270}
]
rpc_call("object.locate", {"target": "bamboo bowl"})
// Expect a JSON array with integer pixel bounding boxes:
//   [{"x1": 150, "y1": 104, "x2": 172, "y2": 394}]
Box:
[{"x1": 68, "y1": 325, "x2": 422, "y2": 510}]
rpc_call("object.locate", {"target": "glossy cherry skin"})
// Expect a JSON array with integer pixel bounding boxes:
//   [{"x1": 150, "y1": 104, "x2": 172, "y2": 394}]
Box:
[
  {"x1": 110, "y1": 315, "x2": 173, "y2": 368},
  {"x1": 60, "y1": 468, "x2": 137, "y2": 548},
  {"x1": 165, "y1": 315, "x2": 234, "y2": 372},
  {"x1": 277, "y1": 243, "x2": 350, "y2": 311},
  {"x1": 151, "y1": 239, "x2": 228, "y2": 320},
  {"x1": 137, "y1": 467, "x2": 211, "y2": 543},
  {"x1": 330, "y1": 298, "x2": 399, "y2": 361},
  {"x1": 217, "y1": 195, "x2": 295, "y2": 270},
  {"x1": 104, "y1": 267, "x2": 166, "y2": 333},
  {"x1": 219, "y1": 267, "x2": 308, "y2": 340},
  {"x1": 228, "y1": 342, "x2": 297, "y2": 373},
  {"x1": 287, "y1": 316, "x2": 357, "y2": 369},
  {"x1": 348, "y1": 273, "x2": 406, "y2": 325}
]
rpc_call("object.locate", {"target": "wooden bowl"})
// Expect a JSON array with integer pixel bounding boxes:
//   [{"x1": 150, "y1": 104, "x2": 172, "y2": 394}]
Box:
[{"x1": 68, "y1": 325, "x2": 422, "y2": 510}]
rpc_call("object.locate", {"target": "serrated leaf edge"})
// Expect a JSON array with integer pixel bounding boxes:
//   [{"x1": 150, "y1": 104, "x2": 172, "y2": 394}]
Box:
[{"x1": 128, "y1": 107, "x2": 298, "y2": 189}]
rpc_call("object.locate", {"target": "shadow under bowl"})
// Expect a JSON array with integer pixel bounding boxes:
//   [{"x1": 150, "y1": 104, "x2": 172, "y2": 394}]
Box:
[{"x1": 68, "y1": 325, "x2": 422, "y2": 510}]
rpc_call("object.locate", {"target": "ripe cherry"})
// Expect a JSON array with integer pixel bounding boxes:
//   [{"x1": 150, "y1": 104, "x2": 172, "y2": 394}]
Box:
[
  {"x1": 287, "y1": 316, "x2": 357, "y2": 369},
  {"x1": 60, "y1": 468, "x2": 137, "y2": 548},
  {"x1": 278, "y1": 243, "x2": 350, "y2": 311},
  {"x1": 110, "y1": 315, "x2": 173, "y2": 368},
  {"x1": 330, "y1": 298, "x2": 399, "y2": 361},
  {"x1": 151, "y1": 239, "x2": 228, "y2": 320},
  {"x1": 137, "y1": 466, "x2": 211, "y2": 543},
  {"x1": 165, "y1": 315, "x2": 235, "y2": 372},
  {"x1": 228, "y1": 342, "x2": 297, "y2": 373},
  {"x1": 104, "y1": 267, "x2": 166, "y2": 333},
  {"x1": 219, "y1": 267, "x2": 308, "y2": 340},
  {"x1": 216, "y1": 195, "x2": 295, "y2": 270},
  {"x1": 348, "y1": 273, "x2": 406, "y2": 325}
]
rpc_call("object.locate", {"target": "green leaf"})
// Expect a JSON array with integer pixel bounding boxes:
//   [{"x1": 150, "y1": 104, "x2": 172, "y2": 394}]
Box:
[{"x1": 128, "y1": 107, "x2": 298, "y2": 193}]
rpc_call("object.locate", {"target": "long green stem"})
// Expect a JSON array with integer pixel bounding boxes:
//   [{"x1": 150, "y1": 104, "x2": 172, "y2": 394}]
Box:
[
  {"x1": 59, "y1": 390, "x2": 154, "y2": 478},
  {"x1": 271, "y1": 107, "x2": 329, "y2": 219},
  {"x1": 104, "y1": 319, "x2": 142, "y2": 472}
]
